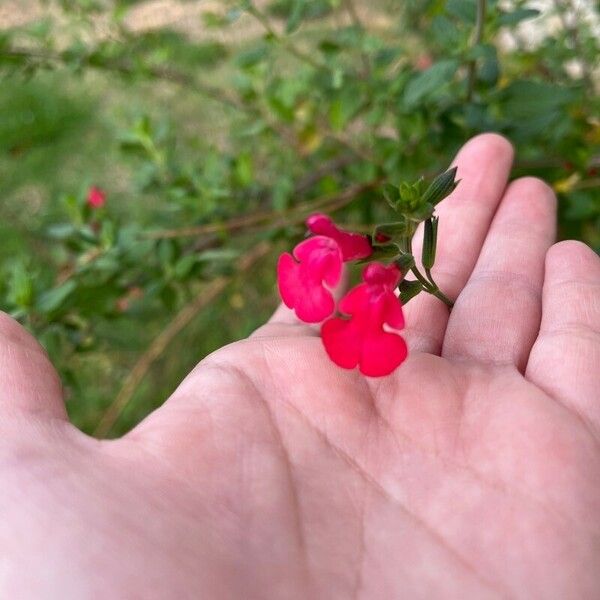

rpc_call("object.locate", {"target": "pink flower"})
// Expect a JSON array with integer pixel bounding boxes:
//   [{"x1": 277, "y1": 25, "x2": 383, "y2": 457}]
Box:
[
  {"x1": 277, "y1": 236, "x2": 343, "y2": 323},
  {"x1": 306, "y1": 213, "x2": 372, "y2": 261},
  {"x1": 87, "y1": 186, "x2": 106, "y2": 208},
  {"x1": 321, "y1": 262, "x2": 407, "y2": 377}
]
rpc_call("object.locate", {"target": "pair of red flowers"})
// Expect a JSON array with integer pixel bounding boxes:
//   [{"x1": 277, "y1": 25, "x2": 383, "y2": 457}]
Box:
[{"x1": 277, "y1": 214, "x2": 408, "y2": 377}]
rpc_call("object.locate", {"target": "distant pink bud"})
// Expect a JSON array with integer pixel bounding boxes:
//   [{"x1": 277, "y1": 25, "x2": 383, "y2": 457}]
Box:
[
  {"x1": 277, "y1": 236, "x2": 343, "y2": 323},
  {"x1": 321, "y1": 263, "x2": 407, "y2": 377},
  {"x1": 306, "y1": 213, "x2": 372, "y2": 261},
  {"x1": 87, "y1": 186, "x2": 106, "y2": 208},
  {"x1": 415, "y1": 54, "x2": 433, "y2": 71}
]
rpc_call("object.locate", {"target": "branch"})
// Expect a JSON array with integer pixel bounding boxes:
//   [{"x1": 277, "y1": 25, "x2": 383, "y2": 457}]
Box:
[
  {"x1": 93, "y1": 241, "x2": 272, "y2": 438},
  {"x1": 246, "y1": 5, "x2": 329, "y2": 72},
  {"x1": 144, "y1": 179, "x2": 381, "y2": 240},
  {"x1": 2, "y1": 48, "x2": 247, "y2": 112}
]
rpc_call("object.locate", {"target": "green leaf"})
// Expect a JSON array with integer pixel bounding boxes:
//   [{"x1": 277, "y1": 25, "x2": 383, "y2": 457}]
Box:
[
  {"x1": 6, "y1": 261, "x2": 34, "y2": 309},
  {"x1": 174, "y1": 255, "x2": 197, "y2": 279},
  {"x1": 502, "y1": 80, "x2": 574, "y2": 118},
  {"x1": 285, "y1": 0, "x2": 306, "y2": 33},
  {"x1": 498, "y1": 8, "x2": 540, "y2": 26},
  {"x1": 403, "y1": 59, "x2": 459, "y2": 108},
  {"x1": 446, "y1": 0, "x2": 476, "y2": 23},
  {"x1": 196, "y1": 249, "x2": 240, "y2": 262},
  {"x1": 36, "y1": 280, "x2": 76, "y2": 314}
]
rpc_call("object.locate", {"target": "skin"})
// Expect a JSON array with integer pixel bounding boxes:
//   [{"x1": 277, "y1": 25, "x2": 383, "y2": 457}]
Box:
[{"x1": 1, "y1": 134, "x2": 599, "y2": 599}]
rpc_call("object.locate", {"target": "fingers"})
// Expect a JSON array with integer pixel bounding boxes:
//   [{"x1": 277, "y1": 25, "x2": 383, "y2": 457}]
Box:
[
  {"x1": 442, "y1": 178, "x2": 556, "y2": 371},
  {"x1": 0, "y1": 311, "x2": 67, "y2": 420},
  {"x1": 526, "y1": 241, "x2": 600, "y2": 434},
  {"x1": 402, "y1": 133, "x2": 515, "y2": 354}
]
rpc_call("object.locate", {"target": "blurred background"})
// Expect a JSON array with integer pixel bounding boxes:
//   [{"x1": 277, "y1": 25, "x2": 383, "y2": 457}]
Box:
[{"x1": 0, "y1": 0, "x2": 598, "y2": 437}]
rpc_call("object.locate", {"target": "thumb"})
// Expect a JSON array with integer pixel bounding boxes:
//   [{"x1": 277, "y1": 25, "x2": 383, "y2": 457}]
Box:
[{"x1": 0, "y1": 312, "x2": 67, "y2": 420}]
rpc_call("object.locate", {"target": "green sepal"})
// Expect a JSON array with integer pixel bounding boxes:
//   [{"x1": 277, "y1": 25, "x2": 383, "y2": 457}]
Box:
[
  {"x1": 422, "y1": 167, "x2": 460, "y2": 206},
  {"x1": 395, "y1": 252, "x2": 415, "y2": 276},
  {"x1": 398, "y1": 279, "x2": 423, "y2": 304},
  {"x1": 373, "y1": 219, "x2": 408, "y2": 244},
  {"x1": 422, "y1": 216, "x2": 439, "y2": 269},
  {"x1": 359, "y1": 243, "x2": 402, "y2": 264},
  {"x1": 382, "y1": 183, "x2": 400, "y2": 209}
]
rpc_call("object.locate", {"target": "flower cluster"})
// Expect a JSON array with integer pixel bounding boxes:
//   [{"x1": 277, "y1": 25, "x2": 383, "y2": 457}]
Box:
[{"x1": 277, "y1": 214, "x2": 408, "y2": 377}]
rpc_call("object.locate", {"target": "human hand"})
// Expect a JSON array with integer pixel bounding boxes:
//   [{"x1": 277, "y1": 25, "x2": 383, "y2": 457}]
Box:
[{"x1": 1, "y1": 134, "x2": 599, "y2": 599}]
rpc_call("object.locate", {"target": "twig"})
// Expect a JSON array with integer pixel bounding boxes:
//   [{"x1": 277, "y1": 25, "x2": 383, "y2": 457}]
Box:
[
  {"x1": 93, "y1": 241, "x2": 272, "y2": 438},
  {"x1": 2, "y1": 48, "x2": 246, "y2": 112},
  {"x1": 246, "y1": 5, "x2": 329, "y2": 72},
  {"x1": 145, "y1": 179, "x2": 381, "y2": 240},
  {"x1": 466, "y1": 0, "x2": 487, "y2": 101}
]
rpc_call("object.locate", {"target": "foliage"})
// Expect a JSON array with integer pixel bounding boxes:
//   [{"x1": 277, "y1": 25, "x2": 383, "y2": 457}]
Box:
[{"x1": 0, "y1": 0, "x2": 598, "y2": 435}]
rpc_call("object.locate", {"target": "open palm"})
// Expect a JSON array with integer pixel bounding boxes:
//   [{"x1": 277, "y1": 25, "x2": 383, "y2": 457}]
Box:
[{"x1": 2, "y1": 135, "x2": 599, "y2": 599}]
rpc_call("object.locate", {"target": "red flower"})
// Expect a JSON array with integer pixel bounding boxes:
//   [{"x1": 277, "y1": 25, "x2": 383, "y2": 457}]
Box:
[
  {"x1": 277, "y1": 236, "x2": 343, "y2": 323},
  {"x1": 306, "y1": 213, "x2": 372, "y2": 261},
  {"x1": 87, "y1": 186, "x2": 106, "y2": 208},
  {"x1": 321, "y1": 262, "x2": 407, "y2": 377}
]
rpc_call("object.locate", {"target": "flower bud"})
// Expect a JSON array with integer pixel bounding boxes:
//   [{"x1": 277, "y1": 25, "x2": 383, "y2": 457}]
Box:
[
  {"x1": 422, "y1": 167, "x2": 459, "y2": 206},
  {"x1": 422, "y1": 217, "x2": 438, "y2": 269}
]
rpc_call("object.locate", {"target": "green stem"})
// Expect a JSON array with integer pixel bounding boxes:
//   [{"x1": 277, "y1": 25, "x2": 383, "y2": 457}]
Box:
[
  {"x1": 429, "y1": 287, "x2": 454, "y2": 308},
  {"x1": 410, "y1": 266, "x2": 431, "y2": 288},
  {"x1": 466, "y1": 0, "x2": 487, "y2": 101},
  {"x1": 424, "y1": 267, "x2": 434, "y2": 285},
  {"x1": 410, "y1": 266, "x2": 454, "y2": 309}
]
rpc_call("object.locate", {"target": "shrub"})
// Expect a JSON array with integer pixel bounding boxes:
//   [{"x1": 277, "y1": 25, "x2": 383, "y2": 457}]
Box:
[{"x1": 0, "y1": 0, "x2": 598, "y2": 435}]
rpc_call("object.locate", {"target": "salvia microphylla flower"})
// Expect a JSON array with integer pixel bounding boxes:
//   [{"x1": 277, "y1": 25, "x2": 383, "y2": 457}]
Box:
[
  {"x1": 277, "y1": 214, "x2": 408, "y2": 377},
  {"x1": 277, "y1": 236, "x2": 343, "y2": 323},
  {"x1": 306, "y1": 213, "x2": 373, "y2": 261},
  {"x1": 321, "y1": 263, "x2": 407, "y2": 377},
  {"x1": 87, "y1": 186, "x2": 106, "y2": 209}
]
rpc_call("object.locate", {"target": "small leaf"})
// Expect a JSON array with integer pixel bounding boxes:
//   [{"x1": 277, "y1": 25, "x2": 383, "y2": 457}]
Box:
[
  {"x1": 498, "y1": 8, "x2": 540, "y2": 26},
  {"x1": 403, "y1": 59, "x2": 459, "y2": 108},
  {"x1": 285, "y1": 0, "x2": 306, "y2": 33},
  {"x1": 196, "y1": 248, "x2": 240, "y2": 262},
  {"x1": 36, "y1": 280, "x2": 76, "y2": 314}
]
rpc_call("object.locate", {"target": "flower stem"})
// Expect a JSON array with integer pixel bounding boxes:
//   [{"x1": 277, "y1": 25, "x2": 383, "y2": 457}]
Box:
[
  {"x1": 429, "y1": 287, "x2": 454, "y2": 308},
  {"x1": 410, "y1": 266, "x2": 454, "y2": 309}
]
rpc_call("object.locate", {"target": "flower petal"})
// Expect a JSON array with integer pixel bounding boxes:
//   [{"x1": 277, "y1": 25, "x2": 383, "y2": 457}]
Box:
[
  {"x1": 321, "y1": 318, "x2": 361, "y2": 369},
  {"x1": 359, "y1": 331, "x2": 408, "y2": 377},
  {"x1": 306, "y1": 213, "x2": 372, "y2": 261},
  {"x1": 277, "y1": 236, "x2": 343, "y2": 323}
]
